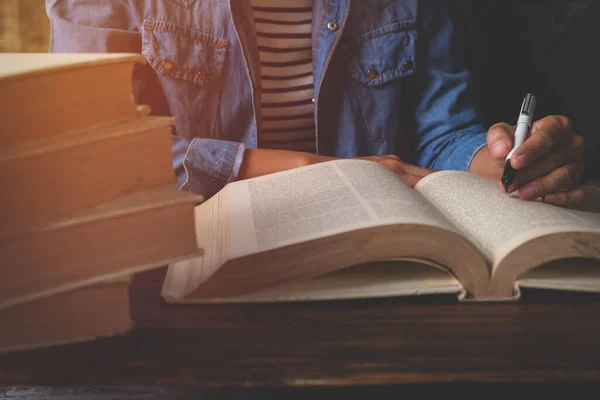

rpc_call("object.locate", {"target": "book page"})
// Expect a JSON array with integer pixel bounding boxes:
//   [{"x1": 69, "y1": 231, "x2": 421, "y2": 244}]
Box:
[
  {"x1": 335, "y1": 162, "x2": 457, "y2": 229},
  {"x1": 416, "y1": 171, "x2": 600, "y2": 264},
  {"x1": 227, "y1": 160, "x2": 459, "y2": 259}
]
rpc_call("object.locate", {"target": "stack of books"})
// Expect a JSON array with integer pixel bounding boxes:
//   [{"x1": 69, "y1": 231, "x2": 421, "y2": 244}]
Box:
[{"x1": 0, "y1": 53, "x2": 203, "y2": 352}]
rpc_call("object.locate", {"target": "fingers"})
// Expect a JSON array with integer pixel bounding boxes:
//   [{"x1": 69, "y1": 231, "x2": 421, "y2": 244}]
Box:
[
  {"x1": 542, "y1": 188, "x2": 585, "y2": 207},
  {"x1": 374, "y1": 155, "x2": 434, "y2": 187},
  {"x1": 377, "y1": 157, "x2": 407, "y2": 176},
  {"x1": 487, "y1": 123, "x2": 515, "y2": 160},
  {"x1": 490, "y1": 115, "x2": 585, "y2": 208},
  {"x1": 518, "y1": 161, "x2": 585, "y2": 202},
  {"x1": 507, "y1": 135, "x2": 585, "y2": 192},
  {"x1": 511, "y1": 116, "x2": 574, "y2": 170},
  {"x1": 392, "y1": 160, "x2": 434, "y2": 180}
]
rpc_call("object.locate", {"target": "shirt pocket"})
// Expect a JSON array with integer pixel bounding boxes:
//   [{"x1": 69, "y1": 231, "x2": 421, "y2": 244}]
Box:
[
  {"x1": 142, "y1": 18, "x2": 229, "y2": 140},
  {"x1": 344, "y1": 20, "x2": 417, "y2": 142}
]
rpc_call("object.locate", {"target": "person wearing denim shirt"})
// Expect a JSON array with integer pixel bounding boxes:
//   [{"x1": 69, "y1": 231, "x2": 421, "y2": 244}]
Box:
[{"x1": 46, "y1": 0, "x2": 585, "y2": 206}]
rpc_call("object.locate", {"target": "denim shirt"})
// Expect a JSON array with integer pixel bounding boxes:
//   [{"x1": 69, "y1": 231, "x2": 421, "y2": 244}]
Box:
[{"x1": 47, "y1": 0, "x2": 488, "y2": 198}]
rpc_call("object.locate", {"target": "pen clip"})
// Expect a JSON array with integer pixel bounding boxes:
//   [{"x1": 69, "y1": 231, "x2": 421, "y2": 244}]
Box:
[
  {"x1": 520, "y1": 93, "x2": 536, "y2": 116},
  {"x1": 517, "y1": 93, "x2": 537, "y2": 128}
]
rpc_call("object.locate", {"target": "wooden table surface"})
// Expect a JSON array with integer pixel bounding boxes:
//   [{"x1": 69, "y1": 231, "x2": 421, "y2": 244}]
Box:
[{"x1": 1, "y1": 266, "x2": 600, "y2": 389}]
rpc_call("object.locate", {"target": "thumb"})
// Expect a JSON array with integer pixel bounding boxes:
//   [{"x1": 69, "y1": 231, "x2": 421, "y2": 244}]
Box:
[{"x1": 487, "y1": 123, "x2": 515, "y2": 160}]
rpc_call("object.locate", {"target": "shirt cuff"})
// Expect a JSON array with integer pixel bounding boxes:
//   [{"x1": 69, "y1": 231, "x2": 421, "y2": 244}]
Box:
[
  {"x1": 179, "y1": 138, "x2": 246, "y2": 198},
  {"x1": 436, "y1": 132, "x2": 488, "y2": 172}
]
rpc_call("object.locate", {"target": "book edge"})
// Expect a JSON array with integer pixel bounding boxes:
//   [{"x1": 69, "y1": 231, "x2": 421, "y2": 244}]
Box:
[
  {"x1": 162, "y1": 285, "x2": 466, "y2": 304},
  {"x1": 0, "y1": 116, "x2": 176, "y2": 162},
  {"x1": 517, "y1": 280, "x2": 600, "y2": 293},
  {"x1": 0, "y1": 249, "x2": 204, "y2": 311},
  {"x1": 0, "y1": 53, "x2": 146, "y2": 83},
  {"x1": 10, "y1": 188, "x2": 204, "y2": 236}
]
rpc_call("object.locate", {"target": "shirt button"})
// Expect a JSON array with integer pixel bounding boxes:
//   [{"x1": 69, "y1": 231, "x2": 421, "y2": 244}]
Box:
[
  {"x1": 327, "y1": 22, "x2": 338, "y2": 31},
  {"x1": 161, "y1": 60, "x2": 174, "y2": 71},
  {"x1": 311, "y1": 98, "x2": 315, "y2": 104},
  {"x1": 367, "y1": 68, "x2": 378, "y2": 79},
  {"x1": 402, "y1": 59, "x2": 414, "y2": 72}
]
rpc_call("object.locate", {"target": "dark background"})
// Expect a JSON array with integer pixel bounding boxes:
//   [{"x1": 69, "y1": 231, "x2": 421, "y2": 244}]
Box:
[{"x1": 458, "y1": 0, "x2": 600, "y2": 181}]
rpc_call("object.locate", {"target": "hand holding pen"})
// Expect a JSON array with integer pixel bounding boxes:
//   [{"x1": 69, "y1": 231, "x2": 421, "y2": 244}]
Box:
[
  {"x1": 486, "y1": 93, "x2": 585, "y2": 207},
  {"x1": 501, "y1": 93, "x2": 537, "y2": 192}
]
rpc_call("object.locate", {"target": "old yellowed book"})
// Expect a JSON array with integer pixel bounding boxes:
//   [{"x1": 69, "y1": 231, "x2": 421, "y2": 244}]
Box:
[
  {"x1": 0, "y1": 117, "x2": 177, "y2": 239},
  {"x1": 0, "y1": 53, "x2": 145, "y2": 148},
  {"x1": 0, "y1": 186, "x2": 203, "y2": 310},
  {"x1": 162, "y1": 160, "x2": 600, "y2": 303},
  {"x1": 0, "y1": 277, "x2": 132, "y2": 354}
]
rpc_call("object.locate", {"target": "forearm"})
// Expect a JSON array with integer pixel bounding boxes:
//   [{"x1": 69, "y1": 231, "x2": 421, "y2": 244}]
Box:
[
  {"x1": 175, "y1": 136, "x2": 336, "y2": 197},
  {"x1": 237, "y1": 149, "x2": 334, "y2": 180}
]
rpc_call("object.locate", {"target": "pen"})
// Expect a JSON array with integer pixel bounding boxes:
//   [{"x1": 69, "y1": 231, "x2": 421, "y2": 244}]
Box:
[{"x1": 501, "y1": 93, "x2": 537, "y2": 192}]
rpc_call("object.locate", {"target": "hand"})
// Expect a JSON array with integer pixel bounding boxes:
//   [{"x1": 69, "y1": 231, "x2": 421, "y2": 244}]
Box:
[
  {"x1": 358, "y1": 154, "x2": 435, "y2": 187},
  {"x1": 483, "y1": 116, "x2": 585, "y2": 206}
]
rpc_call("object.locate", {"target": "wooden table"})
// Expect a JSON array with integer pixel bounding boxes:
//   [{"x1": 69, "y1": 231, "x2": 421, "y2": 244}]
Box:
[{"x1": 1, "y1": 266, "x2": 600, "y2": 392}]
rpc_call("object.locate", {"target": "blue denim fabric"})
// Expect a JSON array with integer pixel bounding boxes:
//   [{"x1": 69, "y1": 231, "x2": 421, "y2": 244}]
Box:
[{"x1": 46, "y1": 0, "x2": 487, "y2": 198}]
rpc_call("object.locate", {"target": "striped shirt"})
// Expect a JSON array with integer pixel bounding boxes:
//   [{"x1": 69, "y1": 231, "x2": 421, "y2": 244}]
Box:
[{"x1": 250, "y1": 0, "x2": 316, "y2": 152}]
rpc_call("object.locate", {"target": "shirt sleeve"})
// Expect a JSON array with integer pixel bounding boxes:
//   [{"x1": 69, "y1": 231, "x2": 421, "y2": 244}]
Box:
[
  {"x1": 46, "y1": 0, "x2": 246, "y2": 198},
  {"x1": 172, "y1": 136, "x2": 246, "y2": 198},
  {"x1": 411, "y1": 0, "x2": 488, "y2": 172}
]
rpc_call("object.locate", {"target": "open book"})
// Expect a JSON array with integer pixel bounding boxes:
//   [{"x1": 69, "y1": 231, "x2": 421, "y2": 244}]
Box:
[{"x1": 162, "y1": 160, "x2": 600, "y2": 302}]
